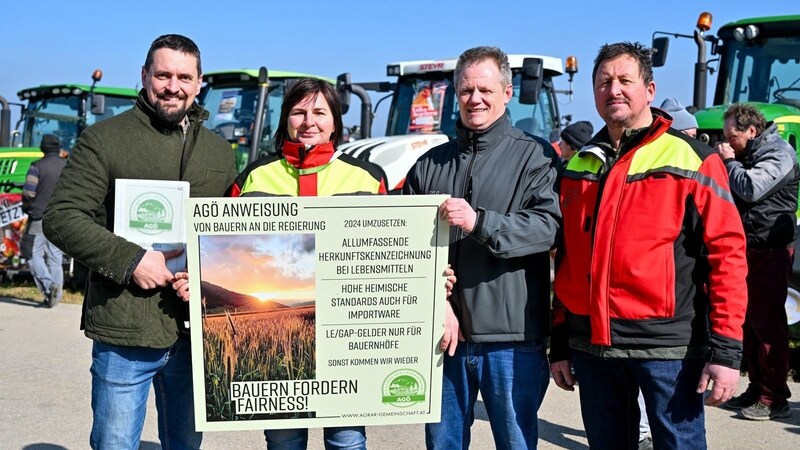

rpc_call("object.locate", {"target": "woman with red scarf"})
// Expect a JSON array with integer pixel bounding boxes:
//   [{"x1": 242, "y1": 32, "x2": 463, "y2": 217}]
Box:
[{"x1": 228, "y1": 78, "x2": 387, "y2": 199}]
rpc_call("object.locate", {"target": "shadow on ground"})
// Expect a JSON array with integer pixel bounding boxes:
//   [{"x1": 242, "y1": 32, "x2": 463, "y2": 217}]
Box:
[
  {"x1": 22, "y1": 445, "x2": 68, "y2": 450},
  {"x1": 0, "y1": 295, "x2": 42, "y2": 308},
  {"x1": 474, "y1": 400, "x2": 588, "y2": 449},
  {"x1": 21, "y1": 441, "x2": 161, "y2": 450}
]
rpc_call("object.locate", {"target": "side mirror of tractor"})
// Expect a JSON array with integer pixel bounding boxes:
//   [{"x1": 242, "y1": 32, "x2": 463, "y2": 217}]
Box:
[
  {"x1": 520, "y1": 58, "x2": 543, "y2": 105},
  {"x1": 336, "y1": 73, "x2": 352, "y2": 115},
  {"x1": 651, "y1": 37, "x2": 670, "y2": 67},
  {"x1": 90, "y1": 94, "x2": 106, "y2": 115}
]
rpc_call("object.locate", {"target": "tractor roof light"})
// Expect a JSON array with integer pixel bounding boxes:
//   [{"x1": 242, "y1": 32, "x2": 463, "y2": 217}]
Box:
[
  {"x1": 696, "y1": 12, "x2": 712, "y2": 32},
  {"x1": 386, "y1": 64, "x2": 401, "y2": 77},
  {"x1": 732, "y1": 24, "x2": 759, "y2": 42},
  {"x1": 744, "y1": 24, "x2": 759, "y2": 40},
  {"x1": 565, "y1": 56, "x2": 578, "y2": 75}
]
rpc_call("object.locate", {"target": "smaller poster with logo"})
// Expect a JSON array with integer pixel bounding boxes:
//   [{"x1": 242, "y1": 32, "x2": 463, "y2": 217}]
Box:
[{"x1": 113, "y1": 179, "x2": 190, "y2": 274}]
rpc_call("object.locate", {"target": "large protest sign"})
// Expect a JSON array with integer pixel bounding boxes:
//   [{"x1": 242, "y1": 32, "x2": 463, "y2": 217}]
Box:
[{"x1": 186, "y1": 195, "x2": 450, "y2": 431}]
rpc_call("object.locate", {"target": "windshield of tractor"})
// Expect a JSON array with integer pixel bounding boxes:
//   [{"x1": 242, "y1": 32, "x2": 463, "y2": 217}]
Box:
[
  {"x1": 388, "y1": 72, "x2": 557, "y2": 140},
  {"x1": 23, "y1": 95, "x2": 135, "y2": 151},
  {"x1": 722, "y1": 36, "x2": 800, "y2": 107},
  {"x1": 201, "y1": 81, "x2": 286, "y2": 154}
]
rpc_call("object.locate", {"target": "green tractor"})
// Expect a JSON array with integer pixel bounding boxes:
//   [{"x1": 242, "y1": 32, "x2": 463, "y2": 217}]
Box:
[
  {"x1": 0, "y1": 70, "x2": 137, "y2": 274},
  {"x1": 652, "y1": 12, "x2": 800, "y2": 149},
  {"x1": 653, "y1": 13, "x2": 800, "y2": 340},
  {"x1": 0, "y1": 70, "x2": 138, "y2": 190}
]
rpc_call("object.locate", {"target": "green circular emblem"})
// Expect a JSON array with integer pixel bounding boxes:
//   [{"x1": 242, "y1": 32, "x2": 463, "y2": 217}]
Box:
[
  {"x1": 381, "y1": 369, "x2": 426, "y2": 407},
  {"x1": 128, "y1": 193, "x2": 174, "y2": 235}
]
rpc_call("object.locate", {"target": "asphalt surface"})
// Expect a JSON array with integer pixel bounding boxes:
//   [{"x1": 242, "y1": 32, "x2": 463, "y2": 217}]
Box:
[{"x1": 1, "y1": 297, "x2": 798, "y2": 449}]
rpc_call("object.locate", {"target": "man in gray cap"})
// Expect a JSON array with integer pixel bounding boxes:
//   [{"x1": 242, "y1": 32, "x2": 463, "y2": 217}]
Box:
[
  {"x1": 660, "y1": 98, "x2": 698, "y2": 138},
  {"x1": 22, "y1": 134, "x2": 67, "y2": 307}
]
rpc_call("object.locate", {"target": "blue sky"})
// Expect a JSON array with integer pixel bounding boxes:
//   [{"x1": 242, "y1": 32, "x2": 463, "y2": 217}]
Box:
[{"x1": 2, "y1": 0, "x2": 797, "y2": 134}]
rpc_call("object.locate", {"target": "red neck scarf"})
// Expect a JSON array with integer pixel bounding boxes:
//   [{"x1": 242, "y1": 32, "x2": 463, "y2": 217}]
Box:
[{"x1": 281, "y1": 141, "x2": 336, "y2": 196}]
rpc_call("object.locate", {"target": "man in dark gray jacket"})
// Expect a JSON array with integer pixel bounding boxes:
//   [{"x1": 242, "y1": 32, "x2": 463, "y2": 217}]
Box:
[
  {"x1": 43, "y1": 35, "x2": 236, "y2": 449},
  {"x1": 22, "y1": 134, "x2": 66, "y2": 307},
  {"x1": 403, "y1": 46, "x2": 560, "y2": 450},
  {"x1": 716, "y1": 103, "x2": 798, "y2": 421}
]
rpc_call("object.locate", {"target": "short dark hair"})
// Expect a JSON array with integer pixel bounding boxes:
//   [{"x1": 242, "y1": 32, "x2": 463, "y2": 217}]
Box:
[
  {"x1": 592, "y1": 41, "x2": 653, "y2": 86},
  {"x1": 724, "y1": 103, "x2": 767, "y2": 135},
  {"x1": 274, "y1": 78, "x2": 343, "y2": 153},
  {"x1": 454, "y1": 46, "x2": 512, "y2": 88},
  {"x1": 144, "y1": 34, "x2": 202, "y2": 76}
]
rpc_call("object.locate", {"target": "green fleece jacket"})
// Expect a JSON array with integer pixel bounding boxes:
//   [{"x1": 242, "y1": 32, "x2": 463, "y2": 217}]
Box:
[{"x1": 43, "y1": 90, "x2": 237, "y2": 348}]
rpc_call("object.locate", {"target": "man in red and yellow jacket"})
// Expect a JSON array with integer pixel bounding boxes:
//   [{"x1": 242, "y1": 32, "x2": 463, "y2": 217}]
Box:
[{"x1": 549, "y1": 42, "x2": 748, "y2": 450}]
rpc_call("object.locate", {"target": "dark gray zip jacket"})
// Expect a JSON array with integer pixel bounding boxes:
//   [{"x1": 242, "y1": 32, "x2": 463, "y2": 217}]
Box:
[
  {"x1": 403, "y1": 117, "x2": 561, "y2": 342},
  {"x1": 725, "y1": 122, "x2": 799, "y2": 249},
  {"x1": 22, "y1": 153, "x2": 66, "y2": 220}
]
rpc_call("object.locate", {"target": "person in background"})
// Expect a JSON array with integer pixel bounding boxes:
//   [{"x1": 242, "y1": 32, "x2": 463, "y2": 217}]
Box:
[
  {"x1": 550, "y1": 41, "x2": 747, "y2": 449},
  {"x1": 404, "y1": 45, "x2": 561, "y2": 450},
  {"x1": 552, "y1": 120, "x2": 594, "y2": 162},
  {"x1": 42, "y1": 34, "x2": 237, "y2": 449},
  {"x1": 660, "y1": 97, "x2": 698, "y2": 138},
  {"x1": 22, "y1": 133, "x2": 67, "y2": 307},
  {"x1": 717, "y1": 103, "x2": 798, "y2": 421}
]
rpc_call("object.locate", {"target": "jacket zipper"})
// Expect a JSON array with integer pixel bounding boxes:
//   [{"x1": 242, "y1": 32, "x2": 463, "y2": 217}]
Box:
[
  {"x1": 453, "y1": 137, "x2": 479, "y2": 296},
  {"x1": 588, "y1": 136, "x2": 640, "y2": 345}
]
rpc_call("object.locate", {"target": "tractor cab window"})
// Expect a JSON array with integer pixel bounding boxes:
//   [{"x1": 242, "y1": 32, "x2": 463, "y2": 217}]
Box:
[
  {"x1": 85, "y1": 96, "x2": 136, "y2": 127},
  {"x1": 507, "y1": 73, "x2": 558, "y2": 141},
  {"x1": 200, "y1": 81, "x2": 287, "y2": 155},
  {"x1": 23, "y1": 95, "x2": 134, "y2": 152},
  {"x1": 202, "y1": 86, "x2": 259, "y2": 142},
  {"x1": 24, "y1": 97, "x2": 80, "y2": 150},
  {"x1": 388, "y1": 72, "x2": 557, "y2": 141},
  {"x1": 389, "y1": 75, "x2": 457, "y2": 138},
  {"x1": 724, "y1": 36, "x2": 800, "y2": 108}
]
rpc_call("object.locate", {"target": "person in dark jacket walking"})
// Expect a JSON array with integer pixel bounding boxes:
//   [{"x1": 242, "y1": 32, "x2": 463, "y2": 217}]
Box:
[
  {"x1": 42, "y1": 35, "x2": 237, "y2": 450},
  {"x1": 22, "y1": 134, "x2": 66, "y2": 307},
  {"x1": 717, "y1": 103, "x2": 798, "y2": 421},
  {"x1": 403, "y1": 46, "x2": 561, "y2": 450}
]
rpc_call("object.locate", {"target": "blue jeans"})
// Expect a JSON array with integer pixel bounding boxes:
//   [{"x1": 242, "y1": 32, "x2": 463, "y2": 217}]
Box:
[
  {"x1": 426, "y1": 339, "x2": 549, "y2": 450},
  {"x1": 28, "y1": 221, "x2": 63, "y2": 300},
  {"x1": 90, "y1": 336, "x2": 200, "y2": 450},
  {"x1": 571, "y1": 351, "x2": 706, "y2": 450},
  {"x1": 264, "y1": 426, "x2": 366, "y2": 450}
]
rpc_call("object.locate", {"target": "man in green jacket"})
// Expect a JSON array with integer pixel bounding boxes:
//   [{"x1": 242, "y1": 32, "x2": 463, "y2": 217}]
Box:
[{"x1": 43, "y1": 34, "x2": 236, "y2": 450}]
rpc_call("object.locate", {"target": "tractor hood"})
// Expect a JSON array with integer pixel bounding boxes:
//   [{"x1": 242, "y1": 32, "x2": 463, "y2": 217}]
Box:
[{"x1": 339, "y1": 134, "x2": 450, "y2": 191}]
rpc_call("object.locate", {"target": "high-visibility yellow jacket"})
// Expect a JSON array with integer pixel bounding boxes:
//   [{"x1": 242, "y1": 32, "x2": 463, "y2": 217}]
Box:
[{"x1": 230, "y1": 141, "x2": 387, "y2": 197}]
